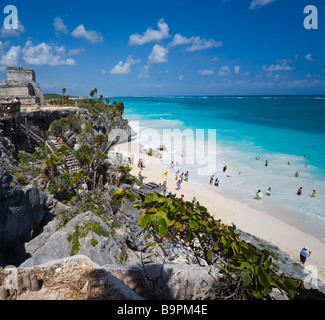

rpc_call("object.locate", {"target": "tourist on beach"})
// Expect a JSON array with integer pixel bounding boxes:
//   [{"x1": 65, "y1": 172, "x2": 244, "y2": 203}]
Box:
[
  {"x1": 288, "y1": 161, "x2": 291, "y2": 165},
  {"x1": 266, "y1": 187, "x2": 272, "y2": 196},
  {"x1": 184, "y1": 171, "x2": 189, "y2": 181},
  {"x1": 138, "y1": 171, "x2": 146, "y2": 182},
  {"x1": 170, "y1": 161, "x2": 174, "y2": 169},
  {"x1": 255, "y1": 190, "x2": 263, "y2": 200},
  {"x1": 256, "y1": 157, "x2": 261, "y2": 161},
  {"x1": 231, "y1": 222, "x2": 237, "y2": 230},
  {"x1": 138, "y1": 159, "x2": 141, "y2": 168},
  {"x1": 180, "y1": 194, "x2": 185, "y2": 203},
  {"x1": 175, "y1": 170, "x2": 179, "y2": 181},
  {"x1": 297, "y1": 187, "x2": 303, "y2": 196},
  {"x1": 295, "y1": 171, "x2": 299, "y2": 178},
  {"x1": 209, "y1": 175, "x2": 214, "y2": 185},
  {"x1": 214, "y1": 178, "x2": 219, "y2": 187},
  {"x1": 180, "y1": 173, "x2": 184, "y2": 183},
  {"x1": 192, "y1": 196, "x2": 197, "y2": 204},
  {"x1": 312, "y1": 190, "x2": 316, "y2": 198},
  {"x1": 265, "y1": 160, "x2": 269, "y2": 167},
  {"x1": 176, "y1": 180, "x2": 181, "y2": 190},
  {"x1": 300, "y1": 247, "x2": 311, "y2": 265},
  {"x1": 223, "y1": 165, "x2": 227, "y2": 173}
]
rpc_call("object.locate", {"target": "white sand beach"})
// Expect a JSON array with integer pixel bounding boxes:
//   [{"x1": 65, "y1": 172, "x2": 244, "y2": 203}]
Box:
[{"x1": 115, "y1": 139, "x2": 325, "y2": 283}]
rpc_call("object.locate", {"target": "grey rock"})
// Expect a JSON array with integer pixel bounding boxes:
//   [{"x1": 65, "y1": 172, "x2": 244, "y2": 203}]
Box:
[{"x1": 20, "y1": 211, "x2": 124, "y2": 268}]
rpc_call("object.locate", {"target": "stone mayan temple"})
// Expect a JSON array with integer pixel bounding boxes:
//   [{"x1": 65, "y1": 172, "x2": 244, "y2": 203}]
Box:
[{"x1": 0, "y1": 66, "x2": 46, "y2": 105}]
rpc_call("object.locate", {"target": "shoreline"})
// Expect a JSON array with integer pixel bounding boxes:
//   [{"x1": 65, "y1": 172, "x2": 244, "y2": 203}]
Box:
[{"x1": 115, "y1": 138, "x2": 325, "y2": 283}]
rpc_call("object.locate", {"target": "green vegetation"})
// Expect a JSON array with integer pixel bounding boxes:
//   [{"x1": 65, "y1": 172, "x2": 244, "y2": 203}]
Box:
[
  {"x1": 67, "y1": 221, "x2": 110, "y2": 256},
  {"x1": 134, "y1": 192, "x2": 325, "y2": 300}
]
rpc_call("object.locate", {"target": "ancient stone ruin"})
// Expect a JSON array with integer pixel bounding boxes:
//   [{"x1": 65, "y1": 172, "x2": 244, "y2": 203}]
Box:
[{"x1": 0, "y1": 67, "x2": 46, "y2": 105}]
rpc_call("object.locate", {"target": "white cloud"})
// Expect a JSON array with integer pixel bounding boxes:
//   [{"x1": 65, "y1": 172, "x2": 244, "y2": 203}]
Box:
[
  {"x1": 218, "y1": 65, "x2": 231, "y2": 76},
  {"x1": 249, "y1": 0, "x2": 276, "y2": 10},
  {"x1": 54, "y1": 17, "x2": 69, "y2": 34},
  {"x1": 169, "y1": 34, "x2": 222, "y2": 52},
  {"x1": 22, "y1": 41, "x2": 76, "y2": 66},
  {"x1": 129, "y1": 18, "x2": 170, "y2": 46},
  {"x1": 138, "y1": 65, "x2": 150, "y2": 79},
  {"x1": 305, "y1": 54, "x2": 314, "y2": 62},
  {"x1": 0, "y1": 45, "x2": 21, "y2": 68},
  {"x1": 0, "y1": 21, "x2": 25, "y2": 38},
  {"x1": 169, "y1": 34, "x2": 192, "y2": 47},
  {"x1": 67, "y1": 48, "x2": 85, "y2": 56},
  {"x1": 101, "y1": 69, "x2": 106, "y2": 75},
  {"x1": 110, "y1": 56, "x2": 140, "y2": 75},
  {"x1": 148, "y1": 44, "x2": 168, "y2": 64},
  {"x1": 178, "y1": 75, "x2": 184, "y2": 80},
  {"x1": 234, "y1": 66, "x2": 241, "y2": 74},
  {"x1": 262, "y1": 60, "x2": 294, "y2": 72},
  {"x1": 198, "y1": 69, "x2": 214, "y2": 76},
  {"x1": 71, "y1": 24, "x2": 104, "y2": 43}
]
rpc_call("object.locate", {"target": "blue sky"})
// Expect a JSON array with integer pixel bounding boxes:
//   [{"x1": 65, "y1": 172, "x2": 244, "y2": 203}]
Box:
[{"x1": 0, "y1": 0, "x2": 324, "y2": 96}]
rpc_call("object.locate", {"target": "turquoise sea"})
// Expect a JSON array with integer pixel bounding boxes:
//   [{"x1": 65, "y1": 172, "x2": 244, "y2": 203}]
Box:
[{"x1": 113, "y1": 96, "x2": 325, "y2": 242}]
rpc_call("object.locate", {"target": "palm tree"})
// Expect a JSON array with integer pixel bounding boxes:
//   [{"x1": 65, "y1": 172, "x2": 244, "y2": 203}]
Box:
[{"x1": 61, "y1": 88, "x2": 66, "y2": 106}]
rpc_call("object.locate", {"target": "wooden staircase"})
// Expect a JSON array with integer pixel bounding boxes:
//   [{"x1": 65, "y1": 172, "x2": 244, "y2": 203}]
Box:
[{"x1": 20, "y1": 119, "x2": 81, "y2": 173}]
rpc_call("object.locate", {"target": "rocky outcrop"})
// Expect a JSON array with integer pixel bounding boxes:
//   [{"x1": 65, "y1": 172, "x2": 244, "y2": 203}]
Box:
[
  {"x1": 0, "y1": 255, "x2": 144, "y2": 300},
  {"x1": 0, "y1": 132, "x2": 47, "y2": 261},
  {"x1": 20, "y1": 211, "x2": 125, "y2": 268}
]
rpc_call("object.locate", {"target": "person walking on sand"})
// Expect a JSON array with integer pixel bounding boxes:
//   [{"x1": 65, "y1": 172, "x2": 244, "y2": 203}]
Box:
[
  {"x1": 295, "y1": 171, "x2": 299, "y2": 178},
  {"x1": 300, "y1": 247, "x2": 311, "y2": 265},
  {"x1": 214, "y1": 178, "x2": 219, "y2": 187},
  {"x1": 139, "y1": 171, "x2": 146, "y2": 182},
  {"x1": 223, "y1": 165, "x2": 227, "y2": 173},
  {"x1": 265, "y1": 160, "x2": 269, "y2": 167},
  {"x1": 297, "y1": 187, "x2": 303, "y2": 195},
  {"x1": 184, "y1": 171, "x2": 189, "y2": 182},
  {"x1": 312, "y1": 190, "x2": 316, "y2": 198},
  {"x1": 209, "y1": 175, "x2": 214, "y2": 185},
  {"x1": 176, "y1": 180, "x2": 181, "y2": 190},
  {"x1": 175, "y1": 170, "x2": 179, "y2": 181}
]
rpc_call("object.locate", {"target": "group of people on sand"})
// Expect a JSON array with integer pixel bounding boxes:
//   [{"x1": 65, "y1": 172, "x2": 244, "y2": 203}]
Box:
[
  {"x1": 175, "y1": 170, "x2": 189, "y2": 190},
  {"x1": 137, "y1": 158, "x2": 147, "y2": 182}
]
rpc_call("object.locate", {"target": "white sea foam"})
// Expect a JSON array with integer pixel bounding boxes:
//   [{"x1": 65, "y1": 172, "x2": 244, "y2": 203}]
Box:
[{"x1": 131, "y1": 117, "x2": 325, "y2": 241}]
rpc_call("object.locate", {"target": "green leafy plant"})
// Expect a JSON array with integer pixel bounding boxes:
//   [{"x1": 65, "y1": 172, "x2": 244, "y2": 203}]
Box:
[{"x1": 134, "y1": 192, "x2": 324, "y2": 300}]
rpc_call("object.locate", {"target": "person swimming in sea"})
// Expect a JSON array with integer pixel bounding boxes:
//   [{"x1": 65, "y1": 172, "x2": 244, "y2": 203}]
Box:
[
  {"x1": 295, "y1": 171, "x2": 299, "y2": 178},
  {"x1": 312, "y1": 190, "x2": 316, "y2": 198},
  {"x1": 255, "y1": 190, "x2": 263, "y2": 200}
]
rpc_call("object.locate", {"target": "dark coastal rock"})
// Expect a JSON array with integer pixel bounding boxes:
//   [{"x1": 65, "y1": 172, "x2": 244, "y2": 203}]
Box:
[{"x1": 0, "y1": 161, "x2": 47, "y2": 256}]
